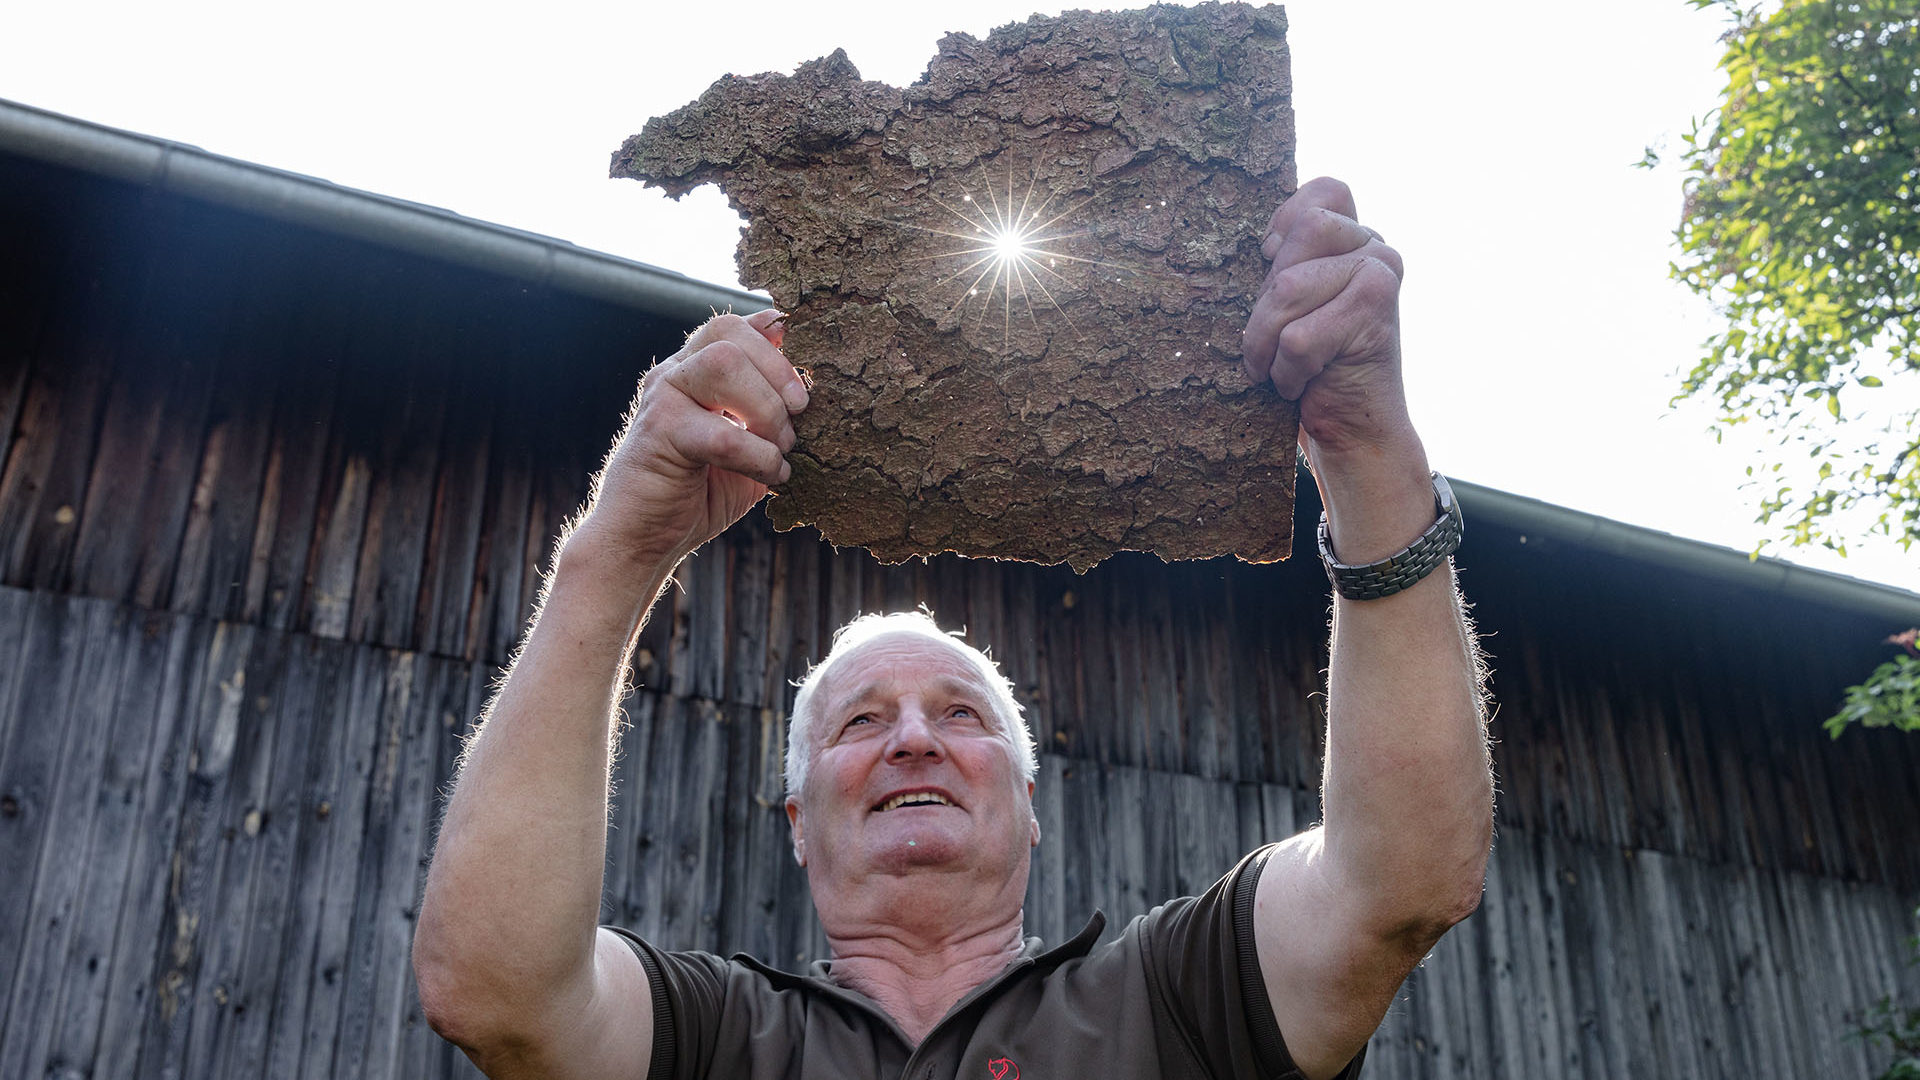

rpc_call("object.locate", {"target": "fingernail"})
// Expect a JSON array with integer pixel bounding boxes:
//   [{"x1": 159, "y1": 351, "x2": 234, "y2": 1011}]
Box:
[{"x1": 778, "y1": 460, "x2": 792, "y2": 484}]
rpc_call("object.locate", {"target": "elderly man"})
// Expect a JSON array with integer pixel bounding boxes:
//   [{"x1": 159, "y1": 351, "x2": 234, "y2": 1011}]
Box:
[{"x1": 413, "y1": 177, "x2": 1493, "y2": 1080}]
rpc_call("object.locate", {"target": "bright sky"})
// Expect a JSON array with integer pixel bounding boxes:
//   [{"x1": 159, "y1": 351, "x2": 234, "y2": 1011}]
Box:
[{"x1": 6, "y1": 0, "x2": 1916, "y2": 593}]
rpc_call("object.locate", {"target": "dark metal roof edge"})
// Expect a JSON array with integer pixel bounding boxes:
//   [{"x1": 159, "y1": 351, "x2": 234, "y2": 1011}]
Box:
[
  {"x1": 0, "y1": 96, "x2": 769, "y2": 325},
  {"x1": 7, "y1": 98, "x2": 1916, "y2": 622},
  {"x1": 1451, "y1": 478, "x2": 1920, "y2": 625}
]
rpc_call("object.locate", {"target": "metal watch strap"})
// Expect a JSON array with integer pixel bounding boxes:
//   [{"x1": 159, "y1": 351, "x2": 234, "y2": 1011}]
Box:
[{"x1": 1317, "y1": 472, "x2": 1463, "y2": 600}]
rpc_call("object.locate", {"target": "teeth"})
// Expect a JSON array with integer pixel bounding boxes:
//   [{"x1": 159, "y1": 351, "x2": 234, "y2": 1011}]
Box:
[{"x1": 878, "y1": 792, "x2": 954, "y2": 812}]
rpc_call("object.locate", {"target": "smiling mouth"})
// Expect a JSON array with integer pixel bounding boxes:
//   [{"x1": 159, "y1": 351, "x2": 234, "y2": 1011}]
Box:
[{"x1": 873, "y1": 792, "x2": 957, "y2": 812}]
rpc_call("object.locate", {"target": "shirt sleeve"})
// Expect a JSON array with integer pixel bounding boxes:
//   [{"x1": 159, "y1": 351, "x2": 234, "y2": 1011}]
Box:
[
  {"x1": 1134, "y1": 845, "x2": 1367, "y2": 1080},
  {"x1": 601, "y1": 925, "x2": 731, "y2": 1080}
]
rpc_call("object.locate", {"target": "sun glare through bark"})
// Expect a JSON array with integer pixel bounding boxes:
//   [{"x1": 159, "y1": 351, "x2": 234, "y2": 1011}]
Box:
[{"x1": 900, "y1": 155, "x2": 1148, "y2": 348}]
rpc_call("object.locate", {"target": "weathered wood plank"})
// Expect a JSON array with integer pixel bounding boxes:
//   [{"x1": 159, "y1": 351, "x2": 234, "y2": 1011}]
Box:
[
  {"x1": 305, "y1": 448, "x2": 375, "y2": 642},
  {"x1": 165, "y1": 363, "x2": 263, "y2": 619},
  {"x1": 328, "y1": 648, "x2": 421, "y2": 1078},
  {"x1": 0, "y1": 586, "x2": 39, "y2": 783},
  {"x1": 676, "y1": 534, "x2": 729, "y2": 702},
  {"x1": 301, "y1": 260, "x2": 421, "y2": 642},
  {"x1": 289, "y1": 643, "x2": 388, "y2": 1080},
  {"x1": 68, "y1": 343, "x2": 201, "y2": 603},
  {"x1": 1111, "y1": 763, "x2": 1154, "y2": 919},
  {"x1": 0, "y1": 599, "x2": 128, "y2": 1080},
  {"x1": 471, "y1": 375, "x2": 536, "y2": 670},
  {"x1": 1473, "y1": 841, "x2": 1530, "y2": 1078},
  {"x1": 90, "y1": 609, "x2": 209, "y2": 1079},
  {"x1": 824, "y1": 543, "x2": 868, "y2": 635},
  {"x1": 125, "y1": 618, "x2": 256, "y2": 1077},
  {"x1": 604, "y1": 687, "x2": 657, "y2": 932},
  {"x1": 203, "y1": 631, "x2": 329, "y2": 1077},
  {"x1": 355, "y1": 654, "x2": 458, "y2": 1079},
  {"x1": 631, "y1": 692, "x2": 689, "y2": 945},
  {"x1": 724, "y1": 520, "x2": 776, "y2": 708},
  {"x1": 685, "y1": 698, "x2": 734, "y2": 952},
  {"x1": 1230, "y1": 568, "x2": 1283, "y2": 787},
  {"x1": 118, "y1": 209, "x2": 252, "y2": 614},
  {"x1": 758, "y1": 527, "x2": 808, "y2": 711},
  {"x1": 712, "y1": 699, "x2": 761, "y2": 959},
  {"x1": 39, "y1": 605, "x2": 186, "y2": 1076},
  {"x1": 240, "y1": 238, "x2": 353, "y2": 633},
  {"x1": 347, "y1": 300, "x2": 454, "y2": 650},
  {"x1": 1027, "y1": 754, "x2": 1069, "y2": 945},
  {"x1": 0, "y1": 192, "x2": 178, "y2": 594},
  {"x1": 1029, "y1": 568, "x2": 1080, "y2": 759},
  {"x1": 167, "y1": 622, "x2": 295, "y2": 1080},
  {"x1": 169, "y1": 251, "x2": 295, "y2": 621},
  {"x1": 0, "y1": 591, "x2": 88, "y2": 1031},
  {"x1": 416, "y1": 348, "x2": 498, "y2": 660},
  {"x1": 1056, "y1": 756, "x2": 1095, "y2": 937},
  {"x1": 396, "y1": 659, "x2": 494, "y2": 1080},
  {"x1": 256, "y1": 633, "x2": 355, "y2": 1079},
  {"x1": 0, "y1": 172, "x2": 50, "y2": 459},
  {"x1": 0, "y1": 344, "x2": 114, "y2": 591}
]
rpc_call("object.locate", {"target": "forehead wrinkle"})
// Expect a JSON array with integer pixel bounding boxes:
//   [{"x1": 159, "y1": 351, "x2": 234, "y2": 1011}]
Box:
[{"x1": 822, "y1": 667, "x2": 1004, "y2": 732}]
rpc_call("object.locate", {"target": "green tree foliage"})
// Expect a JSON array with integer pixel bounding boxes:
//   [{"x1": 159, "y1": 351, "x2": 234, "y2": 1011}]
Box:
[
  {"x1": 1670, "y1": 0, "x2": 1920, "y2": 552},
  {"x1": 1827, "y1": 628, "x2": 1920, "y2": 736}
]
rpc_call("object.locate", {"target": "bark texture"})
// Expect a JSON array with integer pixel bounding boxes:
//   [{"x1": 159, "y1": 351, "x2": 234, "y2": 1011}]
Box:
[{"x1": 614, "y1": 3, "x2": 1297, "y2": 571}]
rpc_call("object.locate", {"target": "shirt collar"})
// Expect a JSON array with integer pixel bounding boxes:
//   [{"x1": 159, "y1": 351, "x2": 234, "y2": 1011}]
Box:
[{"x1": 728, "y1": 910, "x2": 1109, "y2": 1001}]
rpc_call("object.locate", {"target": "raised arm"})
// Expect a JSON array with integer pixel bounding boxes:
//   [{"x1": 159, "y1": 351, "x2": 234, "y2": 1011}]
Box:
[
  {"x1": 412, "y1": 310, "x2": 808, "y2": 1080},
  {"x1": 1239, "y1": 178, "x2": 1494, "y2": 1080}
]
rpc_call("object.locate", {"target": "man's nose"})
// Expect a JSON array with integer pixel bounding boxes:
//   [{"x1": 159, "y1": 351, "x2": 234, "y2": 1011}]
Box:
[{"x1": 886, "y1": 707, "x2": 944, "y2": 762}]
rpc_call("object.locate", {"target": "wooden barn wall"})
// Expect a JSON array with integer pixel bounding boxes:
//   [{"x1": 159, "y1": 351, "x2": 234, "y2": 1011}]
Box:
[
  {"x1": 0, "y1": 588, "x2": 1916, "y2": 1080},
  {"x1": 2, "y1": 155, "x2": 1918, "y2": 1078}
]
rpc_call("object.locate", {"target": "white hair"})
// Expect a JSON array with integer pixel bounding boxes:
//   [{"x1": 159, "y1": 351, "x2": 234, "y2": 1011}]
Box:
[{"x1": 785, "y1": 611, "x2": 1037, "y2": 799}]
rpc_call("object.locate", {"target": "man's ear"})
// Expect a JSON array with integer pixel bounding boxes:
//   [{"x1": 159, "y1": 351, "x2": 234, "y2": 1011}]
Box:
[
  {"x1": 785, "y1": 795, "x2": 807, "y2": 866},
  {"x1": 1027, "y1": 780, "x2": 1040, "y2": 847}
]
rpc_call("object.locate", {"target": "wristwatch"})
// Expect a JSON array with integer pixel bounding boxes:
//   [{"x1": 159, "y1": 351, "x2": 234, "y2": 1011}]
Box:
[{"x1": 1317, "y1": 472, "x2": 1462, "y2": 600}]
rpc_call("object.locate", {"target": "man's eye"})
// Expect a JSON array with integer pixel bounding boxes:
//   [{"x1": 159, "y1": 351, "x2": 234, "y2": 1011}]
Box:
[{"x1": 845, "y1": 714, "x2": 875, "y2": 729}]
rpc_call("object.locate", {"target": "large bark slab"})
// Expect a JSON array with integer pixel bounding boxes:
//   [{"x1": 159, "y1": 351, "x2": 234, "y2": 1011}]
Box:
[{"x1": 615, "y1": 3, "x2": 1297, "y2": 571}]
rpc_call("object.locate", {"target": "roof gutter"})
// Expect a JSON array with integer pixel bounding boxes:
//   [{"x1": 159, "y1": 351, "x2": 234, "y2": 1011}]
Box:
[
  {"x1": 0, "y1": 97, "x2": 768, "y2": 326},
  {"x1": 1452, "y1": 478, "x2": 1920, "y2": 626},
  {"x1": 5, "y1": 98, "x2": 1917, "y2": 624}
]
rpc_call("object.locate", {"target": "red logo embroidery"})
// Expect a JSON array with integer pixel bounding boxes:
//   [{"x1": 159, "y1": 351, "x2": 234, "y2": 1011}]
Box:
[{"x1": 988, "y1": 1057, "x2": 1020, "y2": 1080}]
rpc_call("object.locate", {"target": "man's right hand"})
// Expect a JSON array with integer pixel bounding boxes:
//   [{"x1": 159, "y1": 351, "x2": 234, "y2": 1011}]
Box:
[{"x1": 576, "y1": 308, "x2": 809, "y2": 571}]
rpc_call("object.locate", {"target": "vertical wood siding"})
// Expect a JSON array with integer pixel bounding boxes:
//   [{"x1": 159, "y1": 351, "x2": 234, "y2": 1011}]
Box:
[
  {"x1": 2, "y1": 156, "x2": 1917, "y2": 1077},
  {"x1": 0, "y1": 588, "x2": 1914, "y2": 1079}
]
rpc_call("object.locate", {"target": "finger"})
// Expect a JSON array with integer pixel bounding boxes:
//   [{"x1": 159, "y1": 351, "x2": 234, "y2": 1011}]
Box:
[
  {"x1": 1243, "y1": 253, "x2": 1362, "y2": 383},
  {"x1": 684, "y1": 312, "x2": 808, "y2": 412},
  {"x1": 1243, "y1": 252, "x2": 1397, "y2": 386},
  {"x1": 744, "y1": 307, "x2": 788, "y2": 349},
  {"x1": 664, "y1": 408, "x2": 790, "y2": 487},
  {"x1": 1264, "y1": 260, "x2": 1401, "y2": 399},
  {"x1": 1263, "y1": 206, "x2": 1401, "y2": 280},
  {"x1": 664, "y1": 339, "x2": 799, "y2": 453},
  {"x1": 735, "y1": 318, "x2": 807, "y2": 412},
  {"x1": 1264, "y1": 177, "x2": 1359, "y2": 248}
]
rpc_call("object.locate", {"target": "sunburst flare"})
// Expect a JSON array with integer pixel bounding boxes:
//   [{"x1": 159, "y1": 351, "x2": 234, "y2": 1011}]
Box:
[{"x1": 899, "y1": 154, "x2": 1153, "y2": 348}]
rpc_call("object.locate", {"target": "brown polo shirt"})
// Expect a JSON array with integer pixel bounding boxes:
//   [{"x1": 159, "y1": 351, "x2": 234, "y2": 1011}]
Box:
[{"x1": 607, "y1": 845, "x2": 1367, "y2": 1080}]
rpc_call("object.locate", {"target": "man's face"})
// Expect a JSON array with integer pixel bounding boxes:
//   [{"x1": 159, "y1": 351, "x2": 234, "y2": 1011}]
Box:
[{"x1": 785, "y1": 632, "x2": 1038, "y2": 893}]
